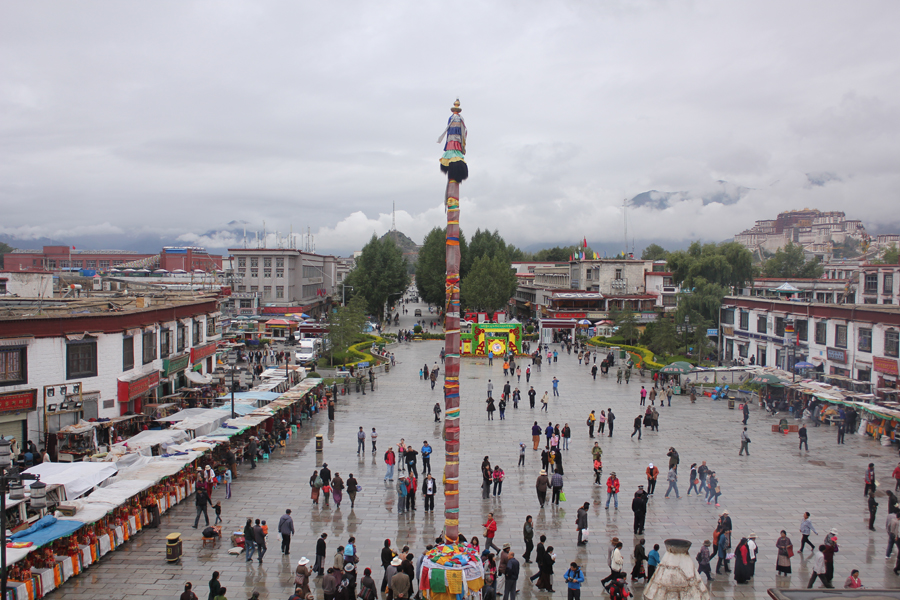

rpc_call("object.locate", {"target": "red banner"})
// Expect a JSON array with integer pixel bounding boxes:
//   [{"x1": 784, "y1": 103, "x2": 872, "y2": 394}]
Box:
[
  {"x1": 0, "y1": 390, "x2": 36, "y2": 414},
  {"x1": 190, "y1": 342, "x2": 217, "y2": 364},
  {"x1": 117, "y1": 371, "x2": 160, "y2": 403},
  {"x1": 874, "y1": 357, "x2": 899, "y2": 376}
]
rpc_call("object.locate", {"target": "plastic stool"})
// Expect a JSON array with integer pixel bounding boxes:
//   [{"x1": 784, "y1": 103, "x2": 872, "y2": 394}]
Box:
[{"x1": 263, "y1": 453, "x2": 269, "y2": 461}]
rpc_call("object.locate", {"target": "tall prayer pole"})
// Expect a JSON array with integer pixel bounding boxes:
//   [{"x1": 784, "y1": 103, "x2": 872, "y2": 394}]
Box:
[{"x1": 437, "y1": 100, "x2": 468, "y2": 543}]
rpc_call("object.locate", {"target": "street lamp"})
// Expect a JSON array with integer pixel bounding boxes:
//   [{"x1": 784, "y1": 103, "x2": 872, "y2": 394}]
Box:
[
  {"x1": 342, "y1": 285, "x2": 354, "y2": 307},
  {"x1": 228, "y1": 355, "x2": 238, "y2": 418},
  {"x1": 682, "y1": 314, "x2": 691, "y2": 357},
  {"x1": 0, "y1": 437, "x2": 42, "y2": 599}
]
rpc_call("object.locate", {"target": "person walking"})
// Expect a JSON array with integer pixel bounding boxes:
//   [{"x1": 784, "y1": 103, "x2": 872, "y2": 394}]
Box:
[
  {"x1": 523, "y1": 516, "x2": 534, "y2": 563},
  {"x1": 536, "y1": 470, "x2": 550, "y2": 508},
  {"x1": 742, "y1": 401, "x2": 750, "y2": 425},
  {"x1": 648, "y1": 543, "x2": 661, "y2": 580},
  {"x1": 540, "y1": 392, "x2": 549, "y2": 412},
  {"x1": 493, "y1": 465, "x2": 505, "y2": 497},
  {"x1": 605, "y1": 472, "x2": 620, "y2": 509},
  {"x1": 739, "y1": 427, "x2": 751, "y2": 456},
  {"x1": 696, "y1": 540, "x2": 713, "y2": 581},
  {"x1": 808, "y1": 545, "x2": 833, "y2": 588},
  {"x1": 707, "y1": 471, "x2": 721, "y2": 506},
  {"x1": 687, "y1": 463, "x2": 700, "y2": 496},
  {"x1": 886, "y1": 510, "x2": 900, "y2": 559},
  {"x1": 357, "y1": 427, "x2": 366, "y2": 455},
  {"x1": 800, "y1": 512, "x2": 818, "y2": 553},
  {"x1": 518, "y1": 443, "x2": 526, "y2": 467},
  {"x1": 243, "y1": 518, "x2": 257, "y2": 563},
  {"x1": 799, "y1": 425, "x2": 809, "y2": 451},
  {"x1": 487, "y1": 380, "x2": 494, "y2": 399},
  {"x1": 528, "y1": 387, "x2": 536, "y2": 409},
  {"x1": 631, "y1": 415, "x2": 642, "y2": 440},
  {"x1": 314, "y1": 533, "x2": 328, "y2": 576},
  {"x1": 371, "y1": 428, "x2": 378, "y2": 453},
  {"x1": 646, "y1": 463, "x2": 659, "y2": 496},
  {"x1": 332, "y1": 473, "x2": 345, "y2": 508},
  {"x1": 486, "y1": 396, "x2": 496, "y2": 420},
  {"x1": 484, "y1": 513, "x2": 500, "y2": 553},
  {"x1": 551, "y1": 471, "x2": 564, "y2": 505},
  {"x1": 607, "y1": 409, "x2": 616, "y2": 437},
  {"x1": 715, "y1": 527, "x2": 730, "y2": 575},
  {"x1": 632, "y1": 539, "x2": 648, "y2": 583},
  {"x1": 563, "y1": 562, "x2": 584, "y2": 600},
  {"x1": 346, "y1": 473, "x2": 358, "y2": 508},
  {"x1": 253, "y1": 519, "x2": 267, "y2": 564},
  {"x1": 576, "y1": 502, "x2": 589, "y2": 545},
  {"x1": 532, "y1": 422, "x2": 542, "y2": 450},
  {"x1": 193, "y1": 486, "x2": 213, "y2": 529},
  {"x1": 278, "y1": 509, "x2": 295, "y2": 555},
  {"x1": 503, "y1": 551, "x2": 520, "y2": 600},
  {"x1": 562, "y1": 424, "x2": 571, "y2": 450},
  {"x1": 421, "y1": 441, "x2": 432, "y2": 475},
  {"x1": 207, "y1": 572, "x2": 222, "y2": 600},
  {"x1": 665, "y1": 466, "x2": 680, "y2": 499},
  {"x1": 640, "y1": 386, "x2": 647, "y2": 406},
  {"x1": 632, "y1": 487, "x2": 648, "y2": 534}
]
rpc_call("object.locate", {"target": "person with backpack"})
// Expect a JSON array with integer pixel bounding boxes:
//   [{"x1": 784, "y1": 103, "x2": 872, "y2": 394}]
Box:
[{"x1": 563, "y1": 562, "x2": 584, "y2": 600}]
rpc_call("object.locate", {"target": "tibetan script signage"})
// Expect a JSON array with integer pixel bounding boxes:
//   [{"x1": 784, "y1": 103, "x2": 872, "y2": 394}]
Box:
[
  {"x1": 874, "y1": 357, "x2": 899, "y2": 376},
  {"x1": 163, "y1": 353, "x2": 190, "y2": 377},
  {"x1": 190, "y1": 343, "x2": 217, "y2": 364},
  {"x1": 0, "y1": 390, "x2": 36, "y2": 414},
  {"x1": 826, "y1": 347, "x2": 847, "y2": 364},
  {"x1": 117, "y1": 371, "x2": 160, "y2": 403}
]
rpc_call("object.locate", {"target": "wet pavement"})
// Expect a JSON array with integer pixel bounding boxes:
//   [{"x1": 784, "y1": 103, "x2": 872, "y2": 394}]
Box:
[{"x1": 46, "y1": 299, "x2": 900, "y2": 599}]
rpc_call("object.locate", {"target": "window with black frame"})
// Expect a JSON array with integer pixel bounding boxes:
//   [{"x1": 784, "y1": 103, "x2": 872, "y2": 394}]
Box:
[
  {"x1": 67, "y1": 342, "x2": 97, "y2": 379},
  {"x1": 0, "y1": 347, "x2": 27, "y2": 386}
]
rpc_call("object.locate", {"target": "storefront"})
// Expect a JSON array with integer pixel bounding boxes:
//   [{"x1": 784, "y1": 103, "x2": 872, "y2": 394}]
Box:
[
  {"x1": 0, "y1": 389, "x2": 36, "y2": 443},
  {"x1": 117, "y1": 371, "x2": 160, "y2": 416},
  {"x1": 162, "y1": 353, "x2": 190, "y2": 395},
  {"x1": 190, "y1": 342, "x2": 218, "y2": 373}
]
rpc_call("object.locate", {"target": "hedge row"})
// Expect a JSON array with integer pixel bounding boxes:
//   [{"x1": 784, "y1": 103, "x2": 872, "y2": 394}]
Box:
[{"x1": 586, "y1": 337, "x2": 666, "y2": 370}]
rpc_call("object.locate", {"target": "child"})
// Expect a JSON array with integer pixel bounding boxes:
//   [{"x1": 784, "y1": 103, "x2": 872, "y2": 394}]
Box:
[
  {"x1": 261, "y1": 520, "x2": 269, "y2": 543},
  {"x1": 214, "y1": 501, "x2": 222, "y2": 525},
  {"x1": 419, "y1": 368, "x2": 423, "y2": 380},
  {"x1": 594, "y1": 459, "x2": 603, "y2": 485}
]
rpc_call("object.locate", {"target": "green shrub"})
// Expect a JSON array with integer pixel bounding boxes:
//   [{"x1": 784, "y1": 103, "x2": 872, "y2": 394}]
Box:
[
  {"x1": 413, "y1": 325, "x2": 423, "y2": 334},
  {"x1": 306, "y1": 371, "x2": 321, "y2": 378},
  {"x1": 525, "y1": 325, "x2": 535, "y2": 334}
]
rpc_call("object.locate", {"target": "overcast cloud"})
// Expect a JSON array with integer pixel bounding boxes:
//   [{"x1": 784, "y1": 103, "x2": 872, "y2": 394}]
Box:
[{"x1": 2, "y1": 1, "x2": 899, "y2": 255}]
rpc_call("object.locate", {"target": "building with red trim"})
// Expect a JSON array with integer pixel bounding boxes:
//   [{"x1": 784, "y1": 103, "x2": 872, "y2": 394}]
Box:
[
  {"x1": 4, "y1": 246, "x2": 154, "y2": 272},
  {"x1": 720, "y1": 296, "x2": 900, "y2": 391},
  {"x1": 0, "y1": 294, "x2": 222, "y2": 446}
]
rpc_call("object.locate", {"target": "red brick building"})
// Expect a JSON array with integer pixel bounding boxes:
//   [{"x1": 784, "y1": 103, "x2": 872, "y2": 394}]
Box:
[
  {"x1": 4, "y1": 246, "x2": 153, "y2": 272},
  {"x1": 159, "y1": 247, "x2": 223, "y2": 272}
]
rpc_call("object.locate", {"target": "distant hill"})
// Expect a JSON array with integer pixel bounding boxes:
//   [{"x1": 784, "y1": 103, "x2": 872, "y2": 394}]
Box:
[{"x1": 380, "y1": 230, "x2": 420, "y2": 273}]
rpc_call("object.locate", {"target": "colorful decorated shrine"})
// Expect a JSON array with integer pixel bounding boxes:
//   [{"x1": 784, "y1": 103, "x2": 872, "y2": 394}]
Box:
[
  {"x1": 461, "y1": 323, "x2": 525, "y2": 356},
  {"x1": 419, "y1": 542, "x2": 485, "y2": 600}
]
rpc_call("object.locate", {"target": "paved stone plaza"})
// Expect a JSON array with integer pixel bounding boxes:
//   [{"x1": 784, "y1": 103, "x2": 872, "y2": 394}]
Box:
[{"x1": 46, "y1": 302, "x2": 900, "y2": 599}]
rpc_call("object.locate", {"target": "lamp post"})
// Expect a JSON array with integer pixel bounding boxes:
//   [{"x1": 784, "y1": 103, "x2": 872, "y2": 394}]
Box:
[
  {"x1": 342, "y1": 285, "x2": 354, "y2": 307},
  {"x1": 228, "y1": 355, "x2": 237, "y2": 418},
  {"x1": 0, "y1": 438, "x2": 43, "y2": 599},
  {"x1": 682, "y1": 313, "x2": 691, "y2": 357}
]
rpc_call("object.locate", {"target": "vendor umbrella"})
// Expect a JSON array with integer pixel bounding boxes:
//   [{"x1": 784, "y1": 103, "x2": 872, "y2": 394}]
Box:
[
  {"x1": 577, "y1": 319, "x2": 592, "y2": 325},
  {"x1": 750, "y1": 373, "x2": 785, "y2": 385},
  {"x1": 793, "y1": 361, "x2": 815, "y2": 370},
  {"x1": 658, "y1": 362, "x2": 694, "y2": 374}
]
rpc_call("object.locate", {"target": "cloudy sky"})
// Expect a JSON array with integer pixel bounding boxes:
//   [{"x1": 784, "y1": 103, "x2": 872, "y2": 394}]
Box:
[{"x1": 2, "y1": 1, "x2": 899, "y2": 256}]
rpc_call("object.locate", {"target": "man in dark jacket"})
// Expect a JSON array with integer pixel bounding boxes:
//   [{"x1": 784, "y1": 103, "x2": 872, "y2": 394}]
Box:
[
  {"x1": 278, "y1": 509, "x2": 295, "y2": 554},
  {"x1": 253, "y1": 519, "x2": 267, "y2": 564},
  {"x1": 576, "y1": 502, "x2": 589, "y2": 545},
  {"x1": 314, "y1": 533, "x2": 328, "y2": 575},
  {"x1": 193, "y1": 488, "x2": 213, "y2": 528},
  {"x1": 503, "y1": 551, "x2": 520, "y2": 600},
  {"x1": 632, "y1": 487, "x2": 648, "y2": 534},
  {"x1": 248, "y1": 437, "x2": 258, "y2": 469}
]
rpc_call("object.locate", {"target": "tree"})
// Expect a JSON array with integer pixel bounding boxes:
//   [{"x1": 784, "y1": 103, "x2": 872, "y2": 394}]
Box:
[
  {"x1": 641, "y1": 243, "x2": 668, "y2": 261},
  {"x1": 415, "y1": 228, "x2": 470, "y2": 307},
  {"x1": 675, "y1": 277, "x2": 729, "y2": 324},
  {"x1": 761, "y1": 242, "x2": 823, "y2": 278},
  {"x1": 667, "y1": 241, "x2": 753, "y2": 290},
  {"x1": 468, "y1": 229, "x2": 510, "y2": 263},
  {"x1": 343, "y1": 235, "x2": 410, "y2": 318},
  {"x1": 641, "y1": 318, "x2": 678, "y2": 357},
  {"x1": 0, "y1": 242, "x2": 12, "y2": 269},
  {"x1": 531, "y1": 245, "x2": 596, "y2": 262},
  {"x1": 460, "y1": 254, "x2": 518, "y2": 312},
  {"x1": 610, "y1": 308, "x2": 640, "y2": 345},
  {"x1": 873, "y1": 244, "x2": 899, "y2": 265},
  {"x1": 326, "y1": 296, "x2": 367, "y2": 366}
]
